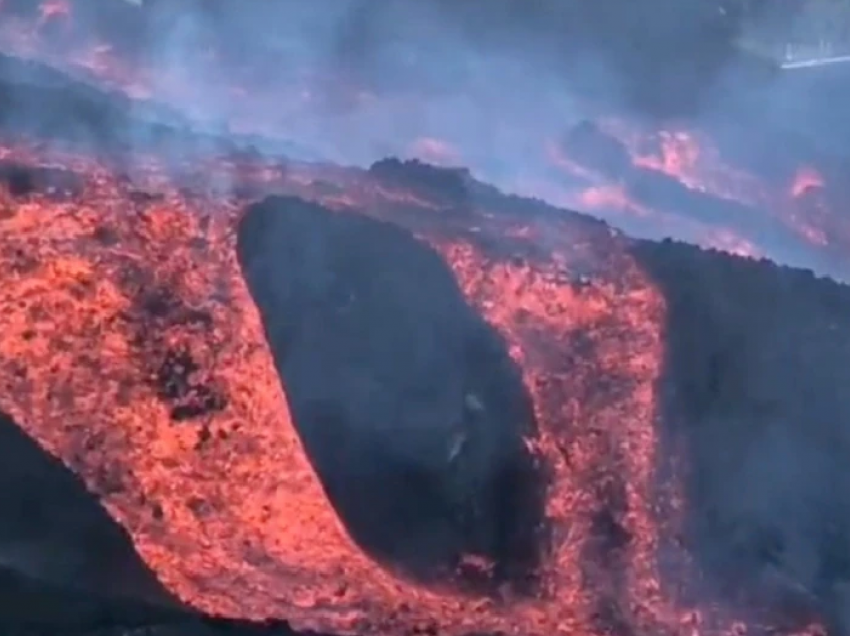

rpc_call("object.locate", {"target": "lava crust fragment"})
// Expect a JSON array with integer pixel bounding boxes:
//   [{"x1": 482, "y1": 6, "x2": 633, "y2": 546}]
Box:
[
  {"x1": 236, "y1": 195, "x2": 546, "y2": 589},
  {"x1": 634, "y1": 239, "x2": 850, "y2": 634},
  {"x1": 0, "y1": 409, "x2": 175, "y2": 609}
]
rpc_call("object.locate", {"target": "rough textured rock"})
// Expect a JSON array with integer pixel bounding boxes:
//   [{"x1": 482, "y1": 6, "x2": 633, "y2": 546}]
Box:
[
  {"x1": 0, "y1": 410, "x2": 176, "y2": 607},
  {"x1": 236, "y1": 195, "x2": 546, "y2": 586},
  {"x1": 8, "y1": 236, "x2": 850, "y2": 635},
  {"x1": 634, "y1": 239, "x2": 850, "y2": 633}
]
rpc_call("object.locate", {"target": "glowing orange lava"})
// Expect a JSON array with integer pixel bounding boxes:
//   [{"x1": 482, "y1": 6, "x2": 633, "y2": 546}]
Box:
[
  {"x1": 0, "y1": 136, "x2": 734, "y2": 635},
  {"x1": 0, "y1": 5, "x2": 842, "y2": 634}
]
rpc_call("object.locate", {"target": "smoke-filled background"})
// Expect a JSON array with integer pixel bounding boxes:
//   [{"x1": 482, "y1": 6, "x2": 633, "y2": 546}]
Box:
[
  {"x1": 10, "y1": 1, "x2": 836, "y2": 126},
  {"x1": 1, "y1": 0, "x2": 850, "y2": 276},
  {"x1": 9, "y1": 0, "x2": 787, "y2": 125},
  {"x1": 2, "y1": 0, "x2": 849, "y2": 265}
]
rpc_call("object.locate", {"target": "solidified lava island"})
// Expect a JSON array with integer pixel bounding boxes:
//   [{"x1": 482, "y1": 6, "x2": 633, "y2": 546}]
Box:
[
  {"x1": 0, "y1": 48, "x2": 849, "y2": 636},
  {"x1": 236, "y1": 195, "x2": 547, "y2": 590}
]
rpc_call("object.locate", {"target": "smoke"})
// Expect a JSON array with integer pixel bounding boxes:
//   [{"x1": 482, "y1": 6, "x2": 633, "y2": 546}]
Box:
[
  {"x1": 0, "y1": 2, "x2": 808, "y2": 158},
  {"x1": 91, "y1": 3, "x2": 841, "y2": 168},
  {"x1": 2, "y1": 0, "x2": 849, "y2": 276},
  {"x1": 21, "y1": 0, "x2": 754, "y2": 159}
]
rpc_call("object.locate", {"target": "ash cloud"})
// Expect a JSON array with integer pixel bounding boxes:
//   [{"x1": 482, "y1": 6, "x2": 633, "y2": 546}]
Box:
[
  {"x1": 4, "y1": 1, "x2": 762, "y2": 156},
  {"x1": 4, "y1": 0, "x2": 850, "y2": 267},
  {"x1": 6, "y1": 1, "x2": 841, "y2": 180},
  {"x1": 82, "y1": 9, "x2": 846, "y2": 191}
]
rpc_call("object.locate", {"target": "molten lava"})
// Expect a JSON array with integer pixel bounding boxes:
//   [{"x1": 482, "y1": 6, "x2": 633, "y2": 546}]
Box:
[
  {"x1": 0, "y1": 4, "x2": 846, "y2": 636},
  {"x1": 0, "y1": 136, "x2": 678, "y2": 635}
]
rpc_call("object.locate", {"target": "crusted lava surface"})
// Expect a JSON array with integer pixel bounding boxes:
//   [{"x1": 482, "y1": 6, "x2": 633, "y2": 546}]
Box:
[
  {"x1": 635, "y1": 240, "x2": 850, "y2": 634},
  {"x1": 236, "y1": 195, "x2": 546, "y2": 589},
  {"x1": 0, "y1": 50, "x2": 848, "y2": 636},
  {"x1": 0, "y1": 410, "x2": 175, "y2": 607}
]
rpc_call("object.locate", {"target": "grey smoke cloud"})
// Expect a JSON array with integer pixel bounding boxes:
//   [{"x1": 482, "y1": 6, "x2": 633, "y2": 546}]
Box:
[{"x1": 4, "y1": 0, "x2": 850, "y2": 278}]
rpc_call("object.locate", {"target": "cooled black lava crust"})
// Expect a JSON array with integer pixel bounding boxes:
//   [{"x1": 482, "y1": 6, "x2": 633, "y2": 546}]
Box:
[
  {"x1": 0, "y1": 410, "x2": 176, "y2": 610},
  {"x1": 236, "y1": 195, "x2": 546, "y2": 589},
  {"x1": 634, "y1": 239, "x2": 850, "y2": 635}
]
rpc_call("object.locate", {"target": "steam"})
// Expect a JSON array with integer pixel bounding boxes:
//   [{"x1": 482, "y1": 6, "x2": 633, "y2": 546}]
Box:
[
  {"x1": 2, "y1": 0, "x2": 850, "y2": 277},
  {"x1": 125, "y1": 6, "x2": 842, "y2": 165},
  {"x1": 32, "y1": 0, "x2": 748, "y2": 158}
]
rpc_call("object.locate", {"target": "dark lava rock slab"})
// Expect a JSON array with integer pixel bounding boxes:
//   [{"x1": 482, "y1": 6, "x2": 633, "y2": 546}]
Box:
[
  {"x1": 0, "y1": 52, "x2": 310, "y2": 163},
  {"x1": 0, "y1": 566, "x2": 184, "y2": 634},
  {"x1": 0, "y1": 161, "x2": 82, "y2": 200},
  {"x1": 633, "y1": 239, "x2": 850, "y2": 634},
  {"x1": 0, "y1": 563, "x2": 301, "y2": 636},
  {"x1": 236, "y1": 195, "x2": 546, "y2": 588},
  {"x1": 0, "y1": 409, "x2": 177, "y2": 610},
  {"x1": 0, "y1": 414, "x2": 320, "y2": 636}
]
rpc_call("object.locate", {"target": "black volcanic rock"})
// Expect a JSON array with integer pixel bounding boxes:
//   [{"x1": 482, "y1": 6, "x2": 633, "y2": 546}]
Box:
[
  {"x1": 0, "y1": 566, "x2": 185, "y2": 633},
  {"x1": 0, "y1": 410, "x2": 177, "y2": 611},
  {"x1": 0, "y1": 52, "x2": 308, "y2": 163},
  {"x1": 236, "y1": 195, "x2": 547, "y2": 589},
  {"x1": 633, "y1": 239, "x2": 850, "y2": 634},
  {"x1": 0, "y1": 562, "x2": 305, "y2": 635},
  {"x1": 369, "y1": 158, "x2": 472, "y2": 204},
  {"x1": 0, "y1": 162, "x2": 82, "y2": 200}
]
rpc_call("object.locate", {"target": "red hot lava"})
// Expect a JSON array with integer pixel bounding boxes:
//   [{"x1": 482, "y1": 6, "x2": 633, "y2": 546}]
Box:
[
  {"x1": 0, "y1": 137, "x2": 676, "y2": 635},
  {"x1": 0, "y1": 3, "x2": 844, "y2": 636},
  {"x1": 0, "y1": 127, "x2": 831, "y2": 636}
]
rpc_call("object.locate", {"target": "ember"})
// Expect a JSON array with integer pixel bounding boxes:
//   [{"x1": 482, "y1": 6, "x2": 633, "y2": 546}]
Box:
[{"x1": 0, "y1": 3, "x2": 848, "y2": 636}]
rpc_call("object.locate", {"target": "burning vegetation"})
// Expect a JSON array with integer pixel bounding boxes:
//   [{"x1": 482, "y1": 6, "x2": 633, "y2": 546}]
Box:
[{"x1": 0, "y1": 2, "x2": 849, "y2": 636}]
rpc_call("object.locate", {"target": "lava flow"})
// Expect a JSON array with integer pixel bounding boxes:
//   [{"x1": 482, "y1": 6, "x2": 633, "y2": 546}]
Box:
[
  {"x1": 0, "y1": 123, "x2": 679, "y2": 634},
  {"x1": 0, "y1": 46, "x2": 676, "y2": 634},
  {"x1": 0, "y1": 4, "x2": 848, "y2": 636}
]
